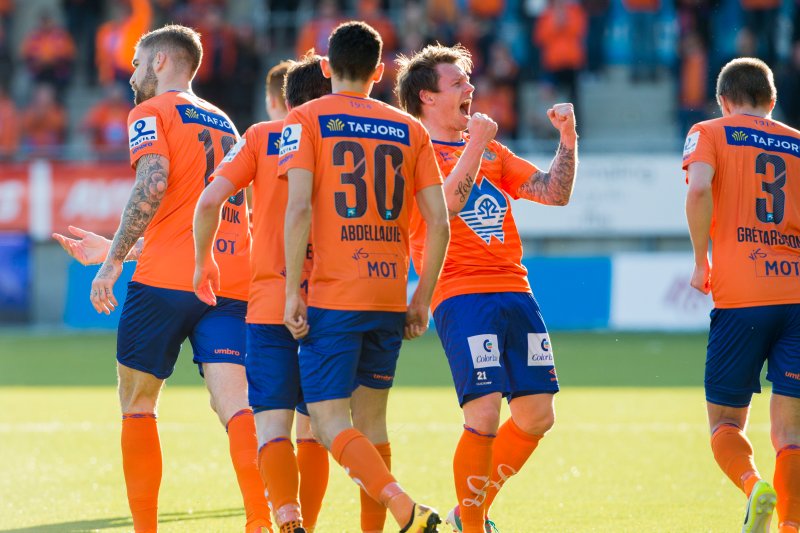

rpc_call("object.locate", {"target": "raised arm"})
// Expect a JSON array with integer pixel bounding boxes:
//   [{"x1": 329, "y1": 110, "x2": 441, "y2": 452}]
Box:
[
  {"x1": 193, "y1": 175, "x2": 238, "y2": 305},
  {"x1": 442, "y1": 113, "x2": 497, "y2": 218},
  {"x1": 284, "y1": 168, "x2": 313, "y2": 339},
  {"x1": 516, "y1": 103, "x2": 578, "y2": 206},
  {"x1": 685, "y1": 162, "x2": 714, "y2": 294},
  {"x1": 90, "y1": 153, "x2": 169, "y2": 314}
]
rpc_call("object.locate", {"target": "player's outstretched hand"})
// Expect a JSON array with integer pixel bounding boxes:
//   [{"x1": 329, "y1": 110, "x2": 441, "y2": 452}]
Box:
[
  {"x1": 52, "y1": 225, "x2": 110, "y2": 265},
  {"x1": 284, "y1": 292, "x2": 309, "y2": 339},
  {"x1": 690, "y1": 259, "x2": 711, "y2": 295},
  {"x1": 193, "y1": 257, "x2": 220, "y2": 306},
  {"x1": 467, "y1": 113, "x2": 498, "y2": 147},
  {"x1": 90, "y1": 260, "x2": 121, "y2": 314},
  {"x1": 547, "y1": 103, "x2": 576, "y2": 139},
  {"x1": 404, "y1": 301, "x2": 430, "y2": 340}
]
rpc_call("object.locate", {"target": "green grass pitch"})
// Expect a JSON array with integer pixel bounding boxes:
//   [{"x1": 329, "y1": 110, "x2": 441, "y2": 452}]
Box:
[{"x1": 0, "y1": 331, "x2": 778, "y2": 532}]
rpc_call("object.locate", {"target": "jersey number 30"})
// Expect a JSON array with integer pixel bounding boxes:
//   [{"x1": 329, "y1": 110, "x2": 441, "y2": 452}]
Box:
[{"x1": 332, "y1": 140, "x2": 405, "y2": 221}]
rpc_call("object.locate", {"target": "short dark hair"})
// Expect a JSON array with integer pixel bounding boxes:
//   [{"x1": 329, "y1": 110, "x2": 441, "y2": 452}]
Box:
[
  {"x1": 137, "y1": 24, "x2": 203, "y2": 76},
  {"x1": 716, "y1": 57, "x2": 776, "y2": 108},
  {"x1": 327, "y1": 21, "x2": 382, "y2": 82},
  {"x1": 266, "y1": 60, "x2": 292, "y2": 102},
  {"x1": 284, "y1": 52, "x2": 332, "y2": 108},
  {"x1": 395, "y1": 44, "x2": 473, "y2": 118}
]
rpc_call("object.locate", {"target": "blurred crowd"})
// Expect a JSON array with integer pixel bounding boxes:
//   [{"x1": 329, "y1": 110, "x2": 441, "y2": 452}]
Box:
[{"x1": 1, "y1": 0, "x2": 800, "y2": 160}]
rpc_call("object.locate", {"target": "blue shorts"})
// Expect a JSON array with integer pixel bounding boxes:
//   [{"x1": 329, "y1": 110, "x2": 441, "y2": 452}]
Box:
[
  {"x1": 117, "y1": 281, "x2": 246, "y2": 379},
  {"x1": 298, "y1": 308, "x2": 405, "y2": 404},
  {"x1": 433, "y1": 292, "x2": 560, "y2": 407},
  {"x1": 706, "y1": 304, "x2": 800, "y2": 407},
  {"x1": 247, "y1": 323, "x2": 308, "y2": 416}
]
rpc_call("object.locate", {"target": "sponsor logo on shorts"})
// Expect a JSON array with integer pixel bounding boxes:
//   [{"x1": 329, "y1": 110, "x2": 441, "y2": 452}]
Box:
[
  {"x1": 786, "y1": 371, "x2": 800, "y2": 381},
  {"x1": 129, "y1": 117, "x2": 157, "y2": 150},
  {"x1": 372, "y1": 373, "x2": 393, "y2": 382},
  {"x1": 467, "y1": 334, "x2": 501, "y2": 369},
  {"x1": 527, "y1": 333, "x2": 554, "y2": 367},
  {"x1": 214, "y1": 348, "x2": 241, "y2": 356},
  {"x1": 279, "y1": 124, "x2": 302, "y2": 156}
]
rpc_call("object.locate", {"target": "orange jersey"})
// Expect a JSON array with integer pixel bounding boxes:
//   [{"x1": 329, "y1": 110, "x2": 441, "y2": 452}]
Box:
[
  {"x1": 127, "y1": 90, "x2": 250, "y2": 299},
  {"x1": 212, "y1": 120, "x2": 312, "y2": 323},
  {"x1": 278, "y1": 92, "x2": 443, "y2": 312},
  {"x1": 410, "y1": 136, "x2": 536, "y2": 311},
  {"x1": 683, "y1": 114, "x2": 800, "y2": 308}
]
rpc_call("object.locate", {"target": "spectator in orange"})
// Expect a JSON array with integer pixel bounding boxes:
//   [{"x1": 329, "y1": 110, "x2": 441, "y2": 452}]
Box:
[
  {"x1": 357, "y1": 0, "x2": 397, "y2": 52},
  {"x1": 95, "y1": 5, "x2": 128, "y2": 86},
  {"x1": 472, "y1": 78, "x2": 517, "y2": 138},
  {"x1": 111, "y1": 0, "x2": 152, "y2": 81},
  {"x1": 20, "y1": 84, "x2": 66, "y2": 157},
  {"x1": 534, "y1": 0, "x2": 587, "y2": 118},
  {"x1": 740, "y1": 0, "x2": 780, "y2": 66},
  {"x1": 623, "y1": 0, "x2": 660, "y2": 82},
  {"x1": 0, "y1": 85, "x2": 18, "y2": 160},
  {"x1": 468, "y1": 0, "x2": 505, "y2": 19},
  {"x1": 82, "y1": 83, "x2": 132, "y2": 158},
  {"x1": 20, "y1": 11, "x2": 76, "y2": 99},
  {"x1": 295, "y1": 0, "x2": 342, "y2": 56},
  {"x1": 194, "y1": 6, "x2": 238, "y2": 109},
  {"x1": 677, "y1": 31, "x2": 708, "y2": 137}
]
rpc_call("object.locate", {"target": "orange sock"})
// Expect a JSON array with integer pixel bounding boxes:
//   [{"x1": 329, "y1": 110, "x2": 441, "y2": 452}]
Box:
[
  {"x1": 331, "y1": 428, "x2": 413, "y2": 527},
  {"x1": 775, "y1": 445, "x2": 800, "y2": 531},
  {"x1": 297, "y1": 438, "x2": 328, "y2": 529},
  {"x1": 482, "y1": 419, "x2": 542, "y2": 514},
  {"x1": 360, "y1": 441, "x2": 391, "y2": 532},
  {"x1": 711, "y1": 423, "x2": 760, "y2": 495},
  {"x1": 453, "y1": 426, "x2": 494, "y2": 532},
  {"x1": 258, "y1": 438, "x2": 301, "y2": 525},
  {"x1": 121, "y1": 413, "x2": 161, "y2": 533},
  {"x1": 227, "y1": 409, "x2": 272, "y2": 531}
]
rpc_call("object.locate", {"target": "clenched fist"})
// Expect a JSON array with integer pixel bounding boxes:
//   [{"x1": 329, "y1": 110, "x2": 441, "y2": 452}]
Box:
[
  {"x1": 467, "y1": 112, "x2": 498, "y2": 147},
  {"x1": 547, "y1": 103, "x2": 577, "y2": 144}
]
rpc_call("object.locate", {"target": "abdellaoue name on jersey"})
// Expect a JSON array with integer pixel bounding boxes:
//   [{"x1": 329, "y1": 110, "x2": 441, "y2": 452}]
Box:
[
  {"x1": 341, "y1": 223, "x2": 402, "y2": 242},
  {"x1": 318, "y1": 114, "x2": 410, "y2": 146},
  {"x1": 175, "y1": 104, "x2": 236, "y2": 135},
  {"x1": 725, "y1": 126, "x2": 800, "y2": 158}
]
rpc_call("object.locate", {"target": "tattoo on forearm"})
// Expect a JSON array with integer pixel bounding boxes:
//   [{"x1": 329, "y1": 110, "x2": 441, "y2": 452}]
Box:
[
  {"x1": 517, "y1": 142, "x2": 577, "y2": 205},
  {"x1": 456, "y1": 172, "x2": 475, "y2": 203},
  {"x1": 109, "y1": 154, "x2": 167, "y2": 262}
]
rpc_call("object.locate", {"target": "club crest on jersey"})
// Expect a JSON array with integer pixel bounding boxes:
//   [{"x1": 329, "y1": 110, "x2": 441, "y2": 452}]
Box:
[
  {"x1": 267, "y1": 132, "x2": 281, "y2": 156},
  {"x1": 128, "y1": 117, "x2": 157, "y2": 149},
  {"x1": 459, "y1": 177, "x2": 508, "y2": 244}
]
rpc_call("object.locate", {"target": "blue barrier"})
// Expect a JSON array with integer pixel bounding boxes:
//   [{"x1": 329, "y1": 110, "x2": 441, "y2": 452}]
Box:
[
  {"x1": 64, "y1": 262, "x2": 136, "y2": 329},
  {"x1": 0, "y1": 233, "x2": 31, "y2": 322},
  {"x1": 525, "y1": 257, "x2": 612, "y2": 330}
]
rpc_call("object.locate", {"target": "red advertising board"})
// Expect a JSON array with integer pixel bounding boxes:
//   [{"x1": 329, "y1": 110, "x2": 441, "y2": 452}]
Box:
[
  {"x1": 0, "y1": 164, "x2": 30, "y2": 232},
  {"x1": 50, "y1": 162, "x2": 134, "y2": 238}
]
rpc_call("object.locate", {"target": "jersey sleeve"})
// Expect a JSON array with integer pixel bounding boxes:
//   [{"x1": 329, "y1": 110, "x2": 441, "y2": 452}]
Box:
[
  {"x1": 277, "y1": 107, "x2": 316, "y2": 178},
  {"x1": 497, "y1": 141, "x2": 538, "y2": 199},
  {"x1": 413, "y1": 125, "x2": 444, "y2": 192},
  {"x1": 127, "y1": 102, "x2": 168, "y2": 169},
  {"x1": 212, "y1": 125, "x2": 258, "y2": 190},
  {"x1": 681, "y1": 123, "x2": 716, "y2": 172}
]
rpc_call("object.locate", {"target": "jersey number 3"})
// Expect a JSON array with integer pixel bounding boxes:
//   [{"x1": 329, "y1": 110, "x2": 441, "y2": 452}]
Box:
[{"x1": 756, "y1": 152, "x2": 787, "y2": 224}]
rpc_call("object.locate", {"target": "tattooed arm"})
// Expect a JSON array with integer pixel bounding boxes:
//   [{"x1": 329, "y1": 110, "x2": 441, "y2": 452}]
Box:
[
  {"x1": 516, "y1": 103, "x2": 578, "y2": 206},
  {"x1": 90, "y1": 153, "x2": 169, "y2": 314},
  {"x1": 442, "y1": 113, "x2": 497, "y2": 218}
]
